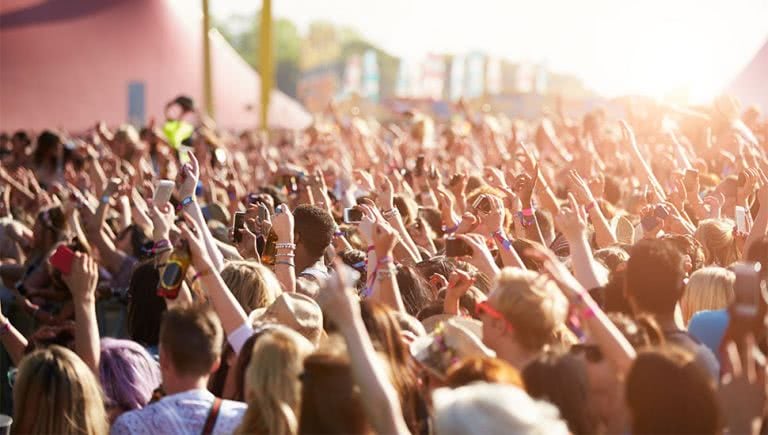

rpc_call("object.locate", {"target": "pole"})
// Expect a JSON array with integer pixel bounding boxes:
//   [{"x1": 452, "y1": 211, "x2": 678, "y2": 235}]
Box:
[
  {"x1": 202, "y1": 0, "x2": 214, "y2": 119},
  {"x1": 259, "y1": 0, "x2": 273, "y2": 132}
]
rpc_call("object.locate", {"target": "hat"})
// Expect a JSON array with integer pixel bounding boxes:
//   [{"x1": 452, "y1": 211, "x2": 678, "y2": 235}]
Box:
[
  {"x1": 411, "y1": 317, "x2": 495, "y2": 379},
  {"x1": 251, "y1": 293, "x2": 323, "y2": 345},
  {"x1": 611, "y1": 214, "x2": 635, "y2": 245}
]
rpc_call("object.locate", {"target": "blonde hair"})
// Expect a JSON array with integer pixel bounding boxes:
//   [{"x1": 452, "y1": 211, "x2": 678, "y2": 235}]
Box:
[
  {"x1": 694, "y1": 219, "x2": 740, "y2": 267},
  {"x1": 236, "y1": 327, "x2": 313, "y2": 435},
  {"x1": 13, "y1": 346, "x2": 108, "y2": 435},
  {"x1": 491, "y1": 268, "x2": 568, "y2": 351},
  {"x1": 681, "y1": 267, "x2": 735, "y2": 324},
  {"x1": 221, "y1": 261, "x2": 283, "y2": 312}
]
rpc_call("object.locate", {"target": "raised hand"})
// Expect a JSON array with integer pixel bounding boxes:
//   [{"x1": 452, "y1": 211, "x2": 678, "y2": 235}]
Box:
[
  {"x1": 455, "y1": 233, "x2": 500, "y2": 279},
  {"x1": 177, "y1": 150, "x2": 200, "y2": 199},
  {"x1": 235, "y1": 218, "x2": 260, "y2": 261},
  {"x1": 372, "y1": 221, "x2": 399, "y2": 258},
  {"x1": 568, "y1": 170, "x2": 595, "y2": 205},
  {"x1": 476, "y1": 194, "x2": 505, "y2": 234},
  {"x1": 555, "y1": 194, "x2": 587, "y2": 240},
  {"x1": 353, "y1": 169, "x2": 376, "y2": 192},
  {"x1": 149, "y1": 201, "x2": 176, "y2": 241},
  {"x1": 272, "y1": 204, "x2": 295, "y2": 243},
  {"x1": 61, "y1": 253, "x2": 99, "y2": 303},
  {"x1": 513, "y1": 168, "x2": 538, "y2": 208},
  {"x1": 376, "y1": 173, "x2": 395, "y2": 211}
]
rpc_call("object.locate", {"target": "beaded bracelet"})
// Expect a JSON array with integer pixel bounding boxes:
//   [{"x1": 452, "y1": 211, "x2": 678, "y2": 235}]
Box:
[
  {"x1": 275, "y1": 261, "x2": 295, "y2": 268},
  {"x1": 275, "y1": 253, "x2": 295, "y2": 258},
  {"x1": 275, "y1": 242, "x2": 296, "y2": 250},
  {"x1": 382, "y1": 208, "x2": 399, "y2": 219}
]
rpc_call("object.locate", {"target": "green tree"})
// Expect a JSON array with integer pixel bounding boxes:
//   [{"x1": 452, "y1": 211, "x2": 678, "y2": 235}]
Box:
[{"x1": 215, "y1": 11, "x2": 301, "y2": 97}]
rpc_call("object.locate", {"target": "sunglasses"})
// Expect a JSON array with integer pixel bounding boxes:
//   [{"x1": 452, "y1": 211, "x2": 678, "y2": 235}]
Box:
[
  {"x1": 570, "y1": 343, "x2": 604, "y2": 363},
  {"x1": 476, "y1": 301, "x2": 515, "y2": 332}
]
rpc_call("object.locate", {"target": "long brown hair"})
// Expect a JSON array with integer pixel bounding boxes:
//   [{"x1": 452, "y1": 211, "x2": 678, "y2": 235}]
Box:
[
  {"x1": 298, "y1": 340, "x2": 372, "y2": 435},
  {"x1": 13, "y1": 346, "x2": 108, "y2": 435},
  {"x1": 359, "y1": 300, "x2": 425, "y2": 434}
]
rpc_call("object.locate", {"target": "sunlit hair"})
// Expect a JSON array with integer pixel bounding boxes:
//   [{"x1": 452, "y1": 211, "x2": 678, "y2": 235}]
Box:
[
  {"x1": 680, "y1": 267, "x2": 735, "y2": 325},
  {"x1": 237, "y1": 327, "x2": 313, "y2": 435},
  {"x1": 445, "y1": 356, "x2": 523, "y2": 388},
  {"x1": 694, "y1": 219, "x2": 740, "y2": 267},
  {"x1": 433, "y1": 382, "x2": 568, "y2": 435},
  {"x1": 220, "y1": 261, "x2": 283, "y2": 312},
  {"x1": 13, "y1": 346, "x2": 108, "y2": 435},
  {"x1": 491, "y1": 268, "x2": 568, "y2": 351},
  {"x1": 99, "y1": 338, "x2": 161, "y2": 413}
]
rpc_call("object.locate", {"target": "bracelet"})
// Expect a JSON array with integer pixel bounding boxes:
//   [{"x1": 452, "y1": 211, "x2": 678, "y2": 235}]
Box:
[
  {"x1": 275, "y1": 253, "x2": 295, "y2": 258},
  {"x1": 100, "y1": 195, "x2": 110, "y2": 204},
  {"x1": 521, "y1": 207, "x2": 535, "y2": 217},
  {"x1": 376, "y1": 267, "x2": 396, "y2": 279},
  {"x1": 334, "y1": 230, "x2": 344, "y2": 238},
  {"x1": 275, "y1": 261, "x2": 295, "y2": 268},
  {"x1": 517, "y1": 212, "x2": 535, "y2": 227},
  {"x1": 442, "y1": 224, "x2": 459, "y2": 234},
  {"x1": 492, "y1": 230, "x2": 513, "y2": 251},
  {"x1": 275, "y1": 242, "x2": 296, "y2": 250},
  {"x1": 176, "y1": 196, "x2": 194, "y2": 211},
  {"x1": 192, "y1": 267, "x2": 213, "y2": 282},
  {"x1": 382, "y1": 208, "x2": 399, "y2": 219},
  {"x1": 0, "y1": 321, "x2": 10, "y2": 336},
  {"x1": 377, "y1": 256, "x2": 394, "y2": 265}
]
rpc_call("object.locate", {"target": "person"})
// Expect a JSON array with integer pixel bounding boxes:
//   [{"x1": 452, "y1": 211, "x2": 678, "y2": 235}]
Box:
[
  {"x1": 236, "y1": 327, "x2": 313, "y2": 435},
  {"x1": 444, "y1": 356, "x2": 523, "y2": 388},
  {"x1": 694, "y1": 219, "x2": 741, "y2": 267},
  {"x1": 111, "y1": 304, "x2": 246, "y2": 434},
  {"x1": 478, "y1": 267, "x2": 568, "y2": 369},
  {"x1": 624, "y1": 239, "x2": 720, "y2": 378},
  {"x1": 625, "y1": 347, "x2": 722, "y2": 434},
  {"x1": 220, "y1": 260, "x2": 283, "y2": 313},
  {"x1": 522, "y1": 350, "x2": 597, "y2": 435},
  {"x1": 99, "y1": 337, "x2": 162, "y2": 421},
  {"x1": 280, "y1": 204, "x2": 336, "y2": 293},
  {"x1": 12, "y1": 345, "x2": 108, "y2": 435},
  {"x1": 680, "y1": 266, "x2": 735, "y2": 325},
  {"x1": 432, "y1": 382, "x2": 568, "y2": 435}
]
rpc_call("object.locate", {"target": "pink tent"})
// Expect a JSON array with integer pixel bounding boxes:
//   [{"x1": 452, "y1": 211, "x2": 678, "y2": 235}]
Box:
[
  {"x1": 728, "y1": 39, "x2": 768, "y2": 112},
  {"x1": 0, "y1": 0, "x2": 312, "y2": 131}
]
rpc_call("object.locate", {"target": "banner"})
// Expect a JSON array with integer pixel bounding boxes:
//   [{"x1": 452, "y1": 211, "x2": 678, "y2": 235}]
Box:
[
  {"x1": 422, "y1": 54, "x2": 446, "y2": 100},
  {"x1": 362, "y1": 49, "x2": 380, "y2": 102},
  {"x1": 449, "y1": 55, "x2": 466, "y2": 100},
  {"x1": 465, "y1": 52, "x2": 485, "y2": 98}
]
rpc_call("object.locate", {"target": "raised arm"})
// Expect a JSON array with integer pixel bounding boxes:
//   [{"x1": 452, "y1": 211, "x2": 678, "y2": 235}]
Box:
[
  {"x1": 317, "y1": 263, "x2": 410, "y2": 435},
  {"x1": 368, "y1": 222, "x2": 406, "y2": 313},
  {"x1": 61, "y1": 253, "x2": 101, "y2": 375}
]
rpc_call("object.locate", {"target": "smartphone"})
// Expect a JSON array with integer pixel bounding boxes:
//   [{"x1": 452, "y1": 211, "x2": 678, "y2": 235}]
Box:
[
  {"x1": 683, "y1": 169, "x2": 699, "y2": 191},
  {"x1": 445, "y1": 237, "x2": 473, "y2": 257},
  {"x1": 415, "y1": 155, "x2": 425, "y2": 177},
  {"x1": 735, "y1": 206, "x2": 747, "y2": 233},
  {"x1": 214, "y1": 148, "x2": 227, "y2": 165},
  {"x1": 50, "y1": 245, "x2": 75, "y2": 275},
  {"x1": 731, "y1": 262, "x2": 763, "y2": 320},
  {"x1": 641, "y1": 215, "x2": 659, "y2": 232},
  {"x1": 343, "y1": 207, "x2": 363, "y2": 224},
  {"x1": 178, "y1": 145, "x2": 193, "y2": 165},
  {"x1": 154, "y1": 179, "x2": 175, "y2": 208},
  {"x1": 157, "y1": 241, "x2": 190, "y2": 300},
  {"x1": 473, "y1": 195, "x2": 492, "y2": 214},
  {"x1": 257, "y1": 205, "x2": 269, "y2": 222},
  {"x1": 282, "y1": 175, "x2": 298, "y2": 194},
  {"x1": 233, "y1": 212, "x2": 246, "y2": 243}
]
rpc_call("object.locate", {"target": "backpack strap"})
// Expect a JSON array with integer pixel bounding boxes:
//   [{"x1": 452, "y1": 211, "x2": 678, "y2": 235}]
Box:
[{"x1": 201, "y1": 397, "x2": 223, "y2": 435}]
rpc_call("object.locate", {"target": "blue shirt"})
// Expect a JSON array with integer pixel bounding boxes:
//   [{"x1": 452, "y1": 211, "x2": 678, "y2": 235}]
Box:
[{"x1": 688, "y1": 309, "x2": 729, "y2": 362}]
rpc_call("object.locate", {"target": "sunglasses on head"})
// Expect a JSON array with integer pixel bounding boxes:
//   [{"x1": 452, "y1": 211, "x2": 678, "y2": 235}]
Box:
[
  {"x1": 476, "y1": 300, "x2": 515, "y2": 332},
  {"x1": 570, "y1": 343, "x2": 604, "y2": 363}
]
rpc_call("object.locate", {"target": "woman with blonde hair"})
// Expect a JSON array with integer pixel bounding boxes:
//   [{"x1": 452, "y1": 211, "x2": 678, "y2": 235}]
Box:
[
  {"x1": 236, "y1": 326, "x2": 313, "y2": 435},
  {"x1": 12, "y1": 345, "x2": 108, "y2": 435},
  {"x1": 220, "y1": 260, "x2": 283, "y2": 313},
  {"x1": 680, "y1": 266, "x2": 735, "y2": 325},
  {"x1": 694, "y1": 219, "x2": 741, "y2": 267}
]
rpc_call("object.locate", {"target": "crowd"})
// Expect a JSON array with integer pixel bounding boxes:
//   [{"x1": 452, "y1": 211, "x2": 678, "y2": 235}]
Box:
[{"x1": 0, "y1": 93, "x2": 766, "y2": 434}]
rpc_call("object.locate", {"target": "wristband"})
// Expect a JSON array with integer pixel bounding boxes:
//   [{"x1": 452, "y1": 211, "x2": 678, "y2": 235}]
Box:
[
  {"x1": 517, "y1": 212, "x2": 535, "y2": 227},
  {"x1": 275, "y1": 253, "x2": 296, "y2": 258},
  {"x1": 382, "y1": 208, "x2": 399, "y2": 219},
  {"x1": 334, "y1": 230, "x2": 344, "y2": 238},
  {"x1": 492, "y1": 230, "x2": 513, "y2": 251},
  {"x1": 100, "y1": 195, "x2": 110, "y2": 204},
  {"x1": 521, "y1": 207, "x2": 535, "y2": 217},
  {"x1": 377, "y1": 256, "x2": 394, "y2": 265},
  {"x1": 275, "y1": 242, "x2": 296, "y2": 250},
  {"x1": 442, "y1": 224, "x2": 459, "y2": 234},
  {"x1": 275, "y1": 261, "x2": 295, "y2": 268},
  {"x1": 176, "y1": 196, "x2": 194, "y2": 211},
  {"x1": 0, "y1": 321, "x2": 10, "y2": 336},
  {"x1": 191, "y1": 267, "x2": 214, "y2": 283}
]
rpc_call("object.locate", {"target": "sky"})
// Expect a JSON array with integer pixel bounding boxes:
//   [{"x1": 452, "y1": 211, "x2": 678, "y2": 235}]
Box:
[{"x1": 211, "y1": 0, "x2": 768, "y2": 102}]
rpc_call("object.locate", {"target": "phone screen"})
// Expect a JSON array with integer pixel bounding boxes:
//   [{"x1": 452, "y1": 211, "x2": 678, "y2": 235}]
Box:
[
  {"x1": 154, "y1": 180, "x2": 175, "y2": 208},
  {"x1": 732, "y1": 262, "x2": 762, "y2": 319},
  {"x1": 344, "y1": 208, "x2": 363, "y2": 224},
  {"x1": 445, "y1": 238, "x2": 472, "y2": 257},
  {"x1": 50, "y1": 245, "x2": 75, "y2": 275},
  {"x1": 473, "y1": 196, "x2": 492, "y2": 214},
  {"x1": 735, "y1": 206, "x2": 747, "y2": 233},
  {"x1": 160, "y1": 261, "x2": 184, "y2": 288},
  {"x1": 233, "y1": 212, "x2": 246, "y2": 243}
]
